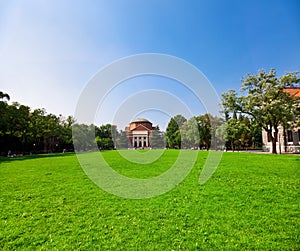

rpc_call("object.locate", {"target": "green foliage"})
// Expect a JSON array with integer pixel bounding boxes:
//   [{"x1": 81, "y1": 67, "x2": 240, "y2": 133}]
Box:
[
  {"x1": 0, "y1": 91, "x2": 10, "y2": 101},
  {"x1": 224, "y1": 114, "x2": 261, "y2": 151},
  {"x1": 150, "y1": 128, "x2": 165, "y2": 148},
  {"x1": 95, "y1": 136, "x2": 114, "y2": 150},
  {"x1": 166, "y1": 115, "x2": 187, "y2": 148},
  {"x1": 195, "y1": 114, "x2": 213, "y2": 150},
  {"x1": 181, "y1": 117, "x2": 200, "y2": 148},
  {"x1": 72, "y1": 124, "x2": 96, "y2": 151},
  {"x1": 167, "y1": 114, "x2": 224, "y2": 150},
  {"x1": 222, "y1": 69, "x2": 300, "y2": 153},
  {"x1": 95, "y1": 124, "x2": 116, "y2": 150},
  {"x1": 115, "y1": 130, "x2": 129, "y2": 149},
  {"x1": 0, "y1": 92, "x2": 122, "y2": 154},
  {"x1": 0, "y1": 98, "x2": 75, "y2": 155},
  {"x1": 0, "y1": 151, "x2": 299, "y2": 250}
]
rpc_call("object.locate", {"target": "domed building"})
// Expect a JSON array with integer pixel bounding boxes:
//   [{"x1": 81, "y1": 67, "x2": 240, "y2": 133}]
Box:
[{"x1": 125, "y1": 118, "x2": 157, "y2": 148}]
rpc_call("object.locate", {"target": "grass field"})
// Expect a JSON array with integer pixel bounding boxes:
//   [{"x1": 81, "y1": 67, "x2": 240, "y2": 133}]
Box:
[{"x1": 0, "y1": 150, "x2": 299, "y2": 250}]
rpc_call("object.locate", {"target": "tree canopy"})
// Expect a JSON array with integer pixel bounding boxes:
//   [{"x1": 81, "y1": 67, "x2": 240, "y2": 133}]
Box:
[
  {"x1": 2, "y1": 67, "x2": 299, "y2": 157},
  {"x1": 166, "y1": 115, "x2": 187, "y2": 148},
  {"x1": 222, "y1": 69, "x2": 300, "y2": 153}
]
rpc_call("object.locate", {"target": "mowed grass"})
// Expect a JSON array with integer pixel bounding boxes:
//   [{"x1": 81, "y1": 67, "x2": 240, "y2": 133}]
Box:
[{"x1": 0, "y1": 150, "x2": 299, "y2": 250}]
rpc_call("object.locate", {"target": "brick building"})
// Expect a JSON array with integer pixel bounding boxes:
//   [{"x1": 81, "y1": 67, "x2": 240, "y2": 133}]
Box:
[
  {"x1": 125, "y1": 118, "x2": 157, "y2": 148},
  {"x1": 262, "y1": 88, "x2": 300, "y2": 153}
]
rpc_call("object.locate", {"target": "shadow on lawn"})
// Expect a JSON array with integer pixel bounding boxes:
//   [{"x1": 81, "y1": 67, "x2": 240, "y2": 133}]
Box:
[{"x1": 0, "y1": 152, "x2": 76, "y2": 164}]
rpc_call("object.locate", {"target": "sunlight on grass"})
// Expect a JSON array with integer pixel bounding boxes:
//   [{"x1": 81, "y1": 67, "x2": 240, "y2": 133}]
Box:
[{"x1": 0, "y1": 151, "x2": 299, "y2": 250}]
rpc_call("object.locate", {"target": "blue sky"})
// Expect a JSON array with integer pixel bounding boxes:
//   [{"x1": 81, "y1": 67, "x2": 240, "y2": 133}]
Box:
[{"x1": 0, "y1": 0, "x2": 299, "y2": 130}]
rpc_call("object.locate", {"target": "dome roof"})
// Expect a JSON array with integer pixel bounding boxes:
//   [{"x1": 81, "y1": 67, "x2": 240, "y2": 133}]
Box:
[{"x1": 131, "y1": 118, "x2": 150, "y2": 123}]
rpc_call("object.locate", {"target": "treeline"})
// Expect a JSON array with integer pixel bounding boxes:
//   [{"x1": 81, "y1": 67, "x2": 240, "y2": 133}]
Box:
[
  {"x1": 0, "y1": 90, "x2": 263, "y2": 156},
  {"x1": 0, "y1": 92, "x2": 128, "y2": 155},
  {"x1": 2, "y1": 69, "x2": 298, "y2": 155},
  {"x1": 165, "y1": 113, "x2": 262, "y2": 150},
  {"x1": 0, "y1": 93, "x2": 74, "y2": 155}
]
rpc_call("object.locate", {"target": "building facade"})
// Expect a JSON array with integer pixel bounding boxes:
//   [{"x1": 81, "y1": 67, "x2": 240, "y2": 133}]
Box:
[
  {"x1": 262, "y1": 88, "x2": 300, "y2": 153},
  {"x1": 262, "y1": 126, "x2": 300, "y2": 153},
  {"x1": 125, "y1": 118, "x2": 157, "y2": 148}
]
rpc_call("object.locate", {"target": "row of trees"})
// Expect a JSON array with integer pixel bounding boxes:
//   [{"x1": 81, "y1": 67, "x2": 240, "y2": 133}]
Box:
[
  {"x1": 0, "y1": 94, "x2": 135, "y2": 155},
  {"x1": 165, "y1": 69, "x2": 299, "y2": 153},
  {"x1": 166, "y1": 114, "x2": 219, "y2": 149},
  {"x1": 165, "y1": 113, "x2": 262, "y2": 151},
  {"x1": 0, "y1": 92, "x2": 74, "y2": 155},
  {"x1": 0, "y1": 91, "x2": 167, "y2": 155},
  {"x1": 1, "y1": 69, "x2": 299, "y2": 155},
  {"x1": 73, "y1": 124, "x2": 128, "y2": 151},
  {"x1": 73, "y1": 124, "x2": 166, "y2": 151}
]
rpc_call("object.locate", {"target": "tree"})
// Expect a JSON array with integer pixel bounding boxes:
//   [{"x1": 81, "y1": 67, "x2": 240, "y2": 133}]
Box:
[
  {"x1": 181, "y1": 117, "x2": 200, "y2": 148},
  {"x1": 225, "y1": 113, "x2": 251, "y2": 151},
  {"x1": 115, "y1": 130, "x2": 128, "y2": 149},
  {"x1": 95, "y1": 124, "x2": 115, "y2": 150},
  {"x1": 222, "y1": 69, "x2": 300, "y2": 154},
  {"x1": 249, "y1": 119, "x2": 262, "y2": 149},
  {"x1": 72, "y1": 123, "x2": 96, "y2": 151},
  {"x1": 225, "y1": 111, "x2": 239, "y2": 151},
  {"x1": 95, "y1": 136, "x2": 114, "y2": 150},
  {"x1": 166, "y1": 115, "x2": 187, "y2": 149},
  {"x1": 60, "y1": 115, "x2": 75, "y2": 151},
  {"x1": 195, "y1": 114, "x2": 212, "y2": 150},
  {"x1": 150, "y1": 128, "x2": 165, "y2": 148},
  {"x1": 0, "y1": 91, "x2": 10, "y2": 101}
]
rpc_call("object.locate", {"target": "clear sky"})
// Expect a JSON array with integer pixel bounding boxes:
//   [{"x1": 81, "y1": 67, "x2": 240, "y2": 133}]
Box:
[{"x1": 0, "y1": 0, "x2": 299, "y2": 130}]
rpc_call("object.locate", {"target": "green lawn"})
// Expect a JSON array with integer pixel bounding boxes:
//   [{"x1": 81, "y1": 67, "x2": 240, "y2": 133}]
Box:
[{"x1": 0, "y1": 151, "x2": 299, "y2": 250}]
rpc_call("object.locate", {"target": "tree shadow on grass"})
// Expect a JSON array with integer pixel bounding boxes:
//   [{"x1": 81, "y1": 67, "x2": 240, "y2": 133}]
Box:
[{"x1": 0, "y1": 152, "x2": 76, "y2": 164}]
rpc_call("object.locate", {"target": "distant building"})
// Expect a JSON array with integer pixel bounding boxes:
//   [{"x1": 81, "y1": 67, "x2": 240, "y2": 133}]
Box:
[
  {"x1": 262, "y1": 88, "x2": 300, "y2": 153},
  {"x1": 125, "y1": 118, "x2": 157, "y2": 148}
]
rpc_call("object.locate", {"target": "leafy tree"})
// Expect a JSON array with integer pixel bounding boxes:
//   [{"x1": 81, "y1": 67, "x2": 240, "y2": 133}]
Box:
[
  {"x1": 0, "y1": 99, "x2": 9, "y2": 136},
  {"x1": 215, "y1": 123, "x2": 226, "y2": 149},
  {"x1": 173, "y1": 114, "x2": 187, "y2": 128},
  {"x1": 249, "y1": 119, "x2": 262, "y2": 148},
  {"x1": 150, "y1": 128, "x2": 165, "y2": 148},
  {"x1": 166, "y1": 115, "x2": 187, "y2": 149},
  {"x1": 225, "y1": 112, "x2": 250, "y2": 151},
  {"x1": 72, "y1": 124, "x2": 96, "y2": 151},
  {"x1": 115, "y1": 130, "x2": 128, "y2": 149},
  {"x1": 95, "y1": 136, "x2": 114, "y2": 150},
  {"x1": 195, "y1": 114, "x2": 212, "y2": 150},
  {"x1": 95, "y1": 124, "x2": 115, "y2": 150},
  {"x1": 181, "y1": 117, "x2": 199, "y2": 149},
  {"x1": 60, "y1": 115, "x2": 75, "y2": 150},
  {"x1": 238, "y1": 115, "x2": 252, "y2": 149},
  {"x1": 0, "y1": 91, "x2": 10, "y2": 101},
  {"x1": 222, "y1": 69, "x2": 300, "y2": 154}
]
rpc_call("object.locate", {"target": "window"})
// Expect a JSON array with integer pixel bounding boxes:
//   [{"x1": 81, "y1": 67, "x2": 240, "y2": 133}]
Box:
[{"x1": 287, "y1": 130, "x2": 293, "y2": 142}]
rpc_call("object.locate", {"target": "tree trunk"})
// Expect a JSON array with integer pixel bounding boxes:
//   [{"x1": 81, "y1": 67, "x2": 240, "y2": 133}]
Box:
[
  {"x1": 43, "y1": 136, "x2": 48, "y2": 153},
  {"x1": 271, "y1": 138, "x2": 277, "y2": 154},
  {"x1": 283, "y1": 127, "x2": 287, "y2": 153},
  {"x1": 272, "y1": 130, "x2": 278, "y2": 154}
]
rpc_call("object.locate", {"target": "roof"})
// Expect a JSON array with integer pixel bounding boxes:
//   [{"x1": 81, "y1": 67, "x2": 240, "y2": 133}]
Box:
[
  {"x1": 131, "y1": 118, "x2": 150, "y2": 123},
  {"x1": 283, "y1": 88, "x2": 300, "y2": 97},
  {"x1": 130, "y1": 123, "x2": 152, "y2": 131}
]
